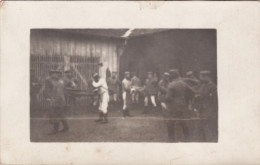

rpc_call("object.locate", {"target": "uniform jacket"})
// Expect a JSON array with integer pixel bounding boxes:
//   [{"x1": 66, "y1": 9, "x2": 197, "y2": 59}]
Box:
[
  {"x1": 144, "y1": 78, "x2": 158, "y2": 96},
  {"x1": 165, "y1": 79, "x2": 195, "y2": 118},
  {"x1": 131, "y1": 76, "x2": 141, "y2": 87},
  {"x1": 107, "y1": 77, "x2": 120, "y2": 94},
  {"x1": 158, "y1": 79, "x2": 169, "y2": 102},
  {"x1": 44, "y1": 78, "x2": 66, "y2": 107},
  {"x1": 122, "y1": 78, "x2": 131, "y2": 92}
]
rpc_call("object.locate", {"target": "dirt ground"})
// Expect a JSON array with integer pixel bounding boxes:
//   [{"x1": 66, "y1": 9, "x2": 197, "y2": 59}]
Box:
[{"x1": 30, "y1": 102, "x2": 206, "y2": 142}]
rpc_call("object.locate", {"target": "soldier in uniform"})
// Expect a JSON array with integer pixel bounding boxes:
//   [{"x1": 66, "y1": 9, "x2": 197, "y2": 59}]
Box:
[
  {"x1": 158, "y1": 72, "x2": 170, "y2": 110},
  {"x1": 92, "y1": 73, "x2": 109, "y2": 124},
  {"x1": 44, "y1": 70, "x2": 69, "y2": 135},
  {"x1": 131, "y1": 72, "x2": 142, "y2": 105},
  {"x1": 143, "y1": 72, "x2": 158, "y2": 113},
  {"x1": 107, "y1": 72, "x2": 121, "y2": 104},
  {"x1": 196, "y1": 70, "x2": 218, "y2": 142},
  {"x1": 165, "y1": 69, "x2": 196, "y2": 142},
  {"x1": 122, "y1": 72, "x2": 132, "y2": 117}
]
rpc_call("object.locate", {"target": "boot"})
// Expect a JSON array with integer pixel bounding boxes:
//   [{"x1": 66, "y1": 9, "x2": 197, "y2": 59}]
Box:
[
  {"x1": 95, "y1": 112, "x2": 103, "y2": 122},
  {"x1": 60, "y1": 120, "x2": 69, "y2": 132},
  {"x1": 101, "y1": 113, "x2": 108, "y2": 124},
  {"x1": 48, "y1": 123, "x2": 59, "y2": 135},
  {"x1": 126, "y1": 109, "x2": 133, "y2": 117}
]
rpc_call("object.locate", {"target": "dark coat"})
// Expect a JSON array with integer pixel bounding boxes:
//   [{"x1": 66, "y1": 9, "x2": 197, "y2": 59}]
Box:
[
  {"x1": 158, "y1": 79, "x2": 169, "y2": 102},
  {"x1": 165, "y1": 79, "x2": 195, "y2": 118},
  {"x1": 144, "y1": 78, "x2": 158, "y2": 96},
  {"x1": 196, "y1": 80, "x2": 217, "y2": 118}
]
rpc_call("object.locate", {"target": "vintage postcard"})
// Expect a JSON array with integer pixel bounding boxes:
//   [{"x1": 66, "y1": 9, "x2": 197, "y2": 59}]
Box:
[{"x1": 0, "y1": 1, "x2": 259, "y2": 164}]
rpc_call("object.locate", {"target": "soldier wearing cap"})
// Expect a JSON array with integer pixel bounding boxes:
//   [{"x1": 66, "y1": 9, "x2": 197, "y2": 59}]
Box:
[
  {"x1": 107, "y1": 72, "x2": 121, "y2": 104},
  {"x1": 158, "y1": 72, "x2": 170, "y2": 110},
  {"x1": 143, "y1": 72, "x2": 158, "y2": 113},
  {"x1": 122, "y1": 72, "x2": 132, "y2": 117},
  {"x1": 92, "y1": 73, "x2": 109, "y2": 124},
  {"x1": 44, "y1": 69, "x2": 69, "y2": 135},
  {"x1": 164, "y1": 69, "x2": 195, "y2": 142},
  {"x1": 196, "y1": 70, "x2": 218, "y2": 142},
  {"x1": 131, "y1": 72, "x2": 142, "y2": 105}
]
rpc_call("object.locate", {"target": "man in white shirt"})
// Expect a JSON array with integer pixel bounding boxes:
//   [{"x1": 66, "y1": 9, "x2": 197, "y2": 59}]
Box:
[
  {"x1": 92, "y1": 73, "x2": 109, "y2": 124},
  {"x1": 122, "y1": 72, "x2": 132, "y2": 118}
]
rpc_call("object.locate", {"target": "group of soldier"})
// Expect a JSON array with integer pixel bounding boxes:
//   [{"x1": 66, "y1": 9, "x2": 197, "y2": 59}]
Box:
[{"x1": 32, "y1": 67, "x2": 217, "y2": 142}]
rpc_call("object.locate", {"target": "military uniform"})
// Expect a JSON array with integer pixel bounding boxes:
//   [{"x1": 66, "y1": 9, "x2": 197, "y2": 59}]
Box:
[
  {"x1": 144, "y1": 72, "x2": 158, "y2": 111},
  {"x1": 196, "y1": 71, "x2": 218, "y2": 142},
  {"x1": 122, "y1": 72, "x2": 132, "y2": 117},
  {"x1": 131, "y1": 75, "x2": 141, "y2": 104},
  {"x1": 158, "y1": 72, "x2": 170, "y2": 110},
  {"x1": 44, "y1": 70, "x2": 69, "y2": 135},
  {"x1": 165, "y1": 76, "x2": 195, "y2": 142},
  {"x1": 107, "y1": 75, "x2": 120, "y2": 103}
]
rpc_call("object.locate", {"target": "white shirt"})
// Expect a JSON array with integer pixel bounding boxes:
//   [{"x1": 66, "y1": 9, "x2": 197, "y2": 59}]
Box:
[
  {"x1": 122, "y1": 78, "x2": 131, "y2": 92},
  {"x1": 92, "y1": 78, "x2": 108, "y2": 94}
]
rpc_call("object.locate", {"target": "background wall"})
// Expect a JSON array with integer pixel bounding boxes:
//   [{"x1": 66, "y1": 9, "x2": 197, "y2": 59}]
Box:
[{"x1": 120, "y1": 29, "x2": 217, "y2": 84}]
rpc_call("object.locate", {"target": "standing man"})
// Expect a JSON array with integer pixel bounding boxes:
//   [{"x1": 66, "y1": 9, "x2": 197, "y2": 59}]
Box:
[
  {"x1": 143, "y1": 72, "x2": 158, "y2": 113},
  {"x1": 92, "y1": 73, "x2": 109, "y2": 124},
  {"x1": 122, "y1": 72, "x2": 132, "y2": 117},
  {"x1": 131, "y1": 72, "x2": 142, "y2": 105},
  {"x1": 196, "y1": 70, "x2": 218, "y2": 142},
  {"x1": 165, "y1": 69, "x2": 195, "y2": 142},
  {"x1": 107, "y1": 72, "x2": 121, "y2": 105},
  {"x1": 158, "y1": 72, "x2": 170, "y2": 110},
  {"x1": 44, "y1": 70, "x2": 69, "y2": 135}
]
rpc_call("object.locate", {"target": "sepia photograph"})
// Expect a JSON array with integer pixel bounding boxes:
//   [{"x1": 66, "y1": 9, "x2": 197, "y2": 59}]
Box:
[{"x1": 30, "y1": 29, "x2": 218, "y2": 142}]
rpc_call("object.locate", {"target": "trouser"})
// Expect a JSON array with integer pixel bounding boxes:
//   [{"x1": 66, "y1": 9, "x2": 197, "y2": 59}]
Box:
[
  {"x1": 99, "y1": 92, "x2": 109, "y2": 114},
  {"x1": 131, "y1": 92, "x2": 139, "y2": 104},
  {"x1": 49, "y1": 106, "x2": 68, "y2": 131},
  {"x1": 166, "y1": 120, "x2": 190, "y2": 142},
  {"x1": 161, "y1": 102, "x2": 167, "y2": 110},
  {"x1": 122, "y1": 91, "x2": 130, "y2": 110},
  {"x1": 109, "y1": 93, "x2": 118, "y2": 103},
  {"x1": 200, "y1": 118, "x2": 218, "y2": 142},
  {"x1": 144, "y1": 95, "x2": 157, "y2": 107}
]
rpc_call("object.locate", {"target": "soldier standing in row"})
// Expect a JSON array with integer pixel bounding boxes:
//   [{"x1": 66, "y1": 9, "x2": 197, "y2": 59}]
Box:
[
  {"x1": 196, "y1": 70, "x2": 218, "y2": 142},
  {"x1": 92, "y1": 73, "x2": 109, "y2": 124},
  {"x1": 143, "y1": 72, "x2": 158, "y2": 113},
  {"x1": 107, "y1": 72, "x2": 121, "y2": 105},
  {"x1": 44, "y1": 70, "x2": 69, "y2": 135},
  {"x1": 64, "y1": 70, "x2": 78, "y2": 106},
  {"x1": 158, "y1": 72, "x2": 170, "y2": 110},
  {"x1": 122, "y1": 72, "x2": 132, "y2": 117},
  {"x1": 165, "y1": 69, "x2": 195, "y2": 142},
  {"x1": 131, "y1": 72, "x2": 142, "y2": 106}
]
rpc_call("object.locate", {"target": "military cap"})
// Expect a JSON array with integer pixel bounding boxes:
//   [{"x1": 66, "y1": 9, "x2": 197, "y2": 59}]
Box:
[
  {"x1": 148, "y1": 72, "x2": 153, "y2": 74},
  {"x1": 186, "y1": 71, "x2": 193, "y2": 76},
  {"x1": 124, "y1": 72, "x2": 130, "y2": 75},
  {"x1": 200, "y1": 70, "x2": 211, "y2": 75},
  {"x1": 169, "y1": 69, "x2": 179, "y2": 73}
]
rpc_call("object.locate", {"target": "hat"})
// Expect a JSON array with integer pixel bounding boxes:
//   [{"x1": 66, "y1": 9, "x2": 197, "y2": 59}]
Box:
[
  {"x1": 93, "y1": 73, "x2": 99, "y2": 78},
  {"x1": 200, "y1": 70, "x2": 211, "y2": 75},
  {"x1": 124, "y1": 72, "x2": 130, "y2": 75},
  {"x1": 163, "y1": 72, "x2": 170, "y2": 76},
  {"x1": 186, "y1": 71, "x2": 193, "y2": 76},
  {"x1": 148, "y1": 72, "x2": 153, "y2": 75},
  {"x1": 169, "y1": 69, "x2": 179, "y2": 73}
]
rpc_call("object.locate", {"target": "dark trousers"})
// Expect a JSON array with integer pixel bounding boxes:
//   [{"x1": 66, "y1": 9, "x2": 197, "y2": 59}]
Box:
[
  {"x1": 166, "y1": 120, "x2": 190, "y2": 142},
  {"x1": 49, "y1": 106, "x2": 68, "y2": 131}
]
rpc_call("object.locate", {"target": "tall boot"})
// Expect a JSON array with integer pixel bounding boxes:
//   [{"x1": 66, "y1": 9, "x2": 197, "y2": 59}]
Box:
[
  {"x1": 95, "y1": 112, "x2": 103, "y2": 122},
  {"x1": 60, "y1": 120, "x2": 69, "y2": 132},
  {"x1": 48, "y1": 123, "x2": 59, "y2": 135},
  {"x1": 101, "y1": 113, "x2": 108, "y2": 124}
]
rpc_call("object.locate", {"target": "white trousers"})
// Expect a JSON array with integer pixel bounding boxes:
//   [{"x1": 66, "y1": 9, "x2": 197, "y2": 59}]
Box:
[
  {"x1": 131, "y1": 92, "x2": 139, "y2": 103},
  {"x1": 122, "y1": 91, "x2": 128, "y2": 110},
  {"x1": 144, "y1": 95, "x2": 157, "y2": 107},
  {"x1": 99, "y1": 92, "x2": 109, "y2": 114}
]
